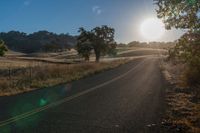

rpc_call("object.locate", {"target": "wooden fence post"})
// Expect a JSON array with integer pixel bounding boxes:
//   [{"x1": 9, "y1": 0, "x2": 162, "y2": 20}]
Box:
[
  {"x1": 29, "y1": 67, "x2": 32, "y2": 86},
  {"x1": 8, "y1": 67, "x2": 12, "y2": 87}
]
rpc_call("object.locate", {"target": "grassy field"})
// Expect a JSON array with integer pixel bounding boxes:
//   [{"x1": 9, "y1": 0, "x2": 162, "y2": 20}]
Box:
[
  {"x1": 5, "y1": 47, "x2": 167, "y2": 64},
  {"x1": 0, "y1": 58, "x2": 130, "y2": 96},
  {"x1": 0, "y1": 47, "x2": 166, "y2": 96}
]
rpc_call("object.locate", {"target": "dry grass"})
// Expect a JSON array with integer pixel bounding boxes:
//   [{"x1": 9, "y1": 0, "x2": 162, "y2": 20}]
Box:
[
  {"x1": 0, "y1": 58, "x2": 37, "y2": 69},
  {"x1": 0, "y1": 59, "x2": 130, "y2": 96},
  {"x1": 166, "y1": 90, "x2": 200, "y2": 133},
  {"x1": 161, "y1": 61, "x2": 187, "y2": 87},
  {"x1": 161, "y1": 60, "x2": 200, "y2": 133}
]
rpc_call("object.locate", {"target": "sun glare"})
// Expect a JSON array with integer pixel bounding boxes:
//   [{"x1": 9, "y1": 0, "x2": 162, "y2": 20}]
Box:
[{"x1": 140, "y1": 18, "x2": 165, "y2": 41}]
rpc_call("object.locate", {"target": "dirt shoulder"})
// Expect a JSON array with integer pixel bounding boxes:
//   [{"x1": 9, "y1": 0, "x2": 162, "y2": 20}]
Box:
[{"x1": 161, "y1": 60, "x2": 200, "y2": 133}]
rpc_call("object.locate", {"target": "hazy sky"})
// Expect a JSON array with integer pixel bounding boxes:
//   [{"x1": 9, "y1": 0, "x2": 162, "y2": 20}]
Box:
[{"x1": 0, "y1": 0, "x2": 184, "y2": 43}]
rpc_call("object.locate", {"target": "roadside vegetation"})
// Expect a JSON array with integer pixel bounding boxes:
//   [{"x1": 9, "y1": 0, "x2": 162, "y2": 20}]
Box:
[
  {"x1": 155, "y1": 0, "x2": 200, "y2": 132},
  {"x1": 0, "y1": 59, "x2": 130, "y2": 96}
]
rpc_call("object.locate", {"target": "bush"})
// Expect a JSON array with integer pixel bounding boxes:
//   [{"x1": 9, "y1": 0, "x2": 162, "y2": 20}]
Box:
[
  {"x1": 184, "y1": 66, "x2": 200, "y2": 85},
  {"x1": 168, "y1": 31, "x2": 200, "y2": 85},
  {"x1": 0, "y1": 40, "x2": 7, "y2": 56}
]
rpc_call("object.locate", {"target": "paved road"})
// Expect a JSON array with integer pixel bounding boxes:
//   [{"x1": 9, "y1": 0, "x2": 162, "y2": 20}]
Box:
[{"x1": 0, "y1": 57, "x2": 166, "y2": 133}]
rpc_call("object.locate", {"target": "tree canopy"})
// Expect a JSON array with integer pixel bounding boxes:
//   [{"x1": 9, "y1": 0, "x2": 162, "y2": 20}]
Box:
[
  {"x1": 76, "y1": 28, "x2": 93, "y2": 61},
  {"x1": 76, "y1": 26, "x2": 116, "y2": 62},
  {"x1": 155, "y1": 0, "x2": 200, "y2": 30}
]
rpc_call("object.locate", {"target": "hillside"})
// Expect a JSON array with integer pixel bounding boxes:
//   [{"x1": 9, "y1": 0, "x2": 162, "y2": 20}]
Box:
[{"x1": 0, "y1": 31, "x2": 77, "y2": 53}]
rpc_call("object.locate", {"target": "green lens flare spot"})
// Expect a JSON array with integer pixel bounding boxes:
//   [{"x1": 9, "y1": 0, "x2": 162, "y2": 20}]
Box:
[{"x1": 39, "y1": 99, "x2": 47, "y2": 106}]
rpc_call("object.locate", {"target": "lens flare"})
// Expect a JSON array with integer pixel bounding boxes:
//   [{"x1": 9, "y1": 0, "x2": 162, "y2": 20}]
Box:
[{"x1": 39, "y1": 99, "x2": 47, "y2": 106}]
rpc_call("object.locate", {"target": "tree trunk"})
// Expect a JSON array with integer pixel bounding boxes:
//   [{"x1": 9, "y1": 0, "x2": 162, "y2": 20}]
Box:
[
  {"x1": 85, "y1": 55, "x2": 90, "y2": 61},
  {"x1": 95, "y1": 50, "x2": 100, "y2": 62}
]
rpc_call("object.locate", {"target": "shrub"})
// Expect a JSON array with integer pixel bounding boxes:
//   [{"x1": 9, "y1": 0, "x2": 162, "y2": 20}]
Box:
[{"x1": 169, "y1": 31, "x2": 200, "y2": 86}]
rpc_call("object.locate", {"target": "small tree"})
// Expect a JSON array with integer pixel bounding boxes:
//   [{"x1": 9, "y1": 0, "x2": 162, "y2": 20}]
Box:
[{"x1": 0, "y1": 40, "x2": 7, "y2": 56}]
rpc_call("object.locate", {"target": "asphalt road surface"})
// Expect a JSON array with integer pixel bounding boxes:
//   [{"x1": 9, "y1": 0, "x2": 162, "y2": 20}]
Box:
[{"x1": 0, "y1": 57, "x2": 166, "y2": 133}]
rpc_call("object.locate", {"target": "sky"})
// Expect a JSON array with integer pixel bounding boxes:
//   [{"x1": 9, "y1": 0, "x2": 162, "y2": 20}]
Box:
[{"x1": 0, "y1": 0, "x2": 185, "y2": 43}]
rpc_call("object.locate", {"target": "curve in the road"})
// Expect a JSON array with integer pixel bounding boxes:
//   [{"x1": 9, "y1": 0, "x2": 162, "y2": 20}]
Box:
[{"x1": 0, "y1": 59, "x2": 147, "y2": 127}]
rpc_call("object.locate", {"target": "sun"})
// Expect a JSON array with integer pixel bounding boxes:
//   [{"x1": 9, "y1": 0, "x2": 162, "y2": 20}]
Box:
[{"x1": 140, "y1": 18, "x2": 165, "y2": 41}]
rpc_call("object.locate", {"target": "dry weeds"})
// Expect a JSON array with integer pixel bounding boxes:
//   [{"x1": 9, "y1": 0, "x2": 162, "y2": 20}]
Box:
[
  {"x1": 162, "y1": 60, "x2": 200, "y2": 133},
  {"x1": 0, "y1": 59, "x2": 130, "y2": 96}
]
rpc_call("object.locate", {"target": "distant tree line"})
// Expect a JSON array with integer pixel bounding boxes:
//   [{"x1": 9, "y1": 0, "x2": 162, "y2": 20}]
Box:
[
  {"x1": 118, "y1": 41, "x2": 176, "y2": 50},
  {"x1": 0, "y1": 31, "x2": 77, "y2": 53}
]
